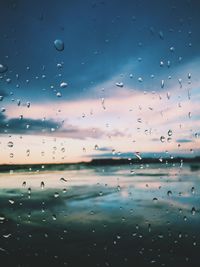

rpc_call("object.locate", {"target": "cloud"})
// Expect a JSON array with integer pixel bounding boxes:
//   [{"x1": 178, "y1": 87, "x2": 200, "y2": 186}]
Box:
[
  {"x1": 95, "y1": 146, "x2": 113, "y2": 152},
  {"x1": 176, "y1": 139, "x2": 193, "y2": 143},
  {"x1": 0, "y1": 113, "x2": 106, "y2": 140},
  {"x1": 0, "y1": 113, "x2": 61, "y2": 135},
  {"x1": 56, "y1": 126, "x2": 105, "y2": 140}
]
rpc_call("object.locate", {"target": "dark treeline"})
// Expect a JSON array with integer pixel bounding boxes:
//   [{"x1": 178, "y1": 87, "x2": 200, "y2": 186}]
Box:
[{"x1": 0, "y1": 156, "x2": 199, "y2": 173}]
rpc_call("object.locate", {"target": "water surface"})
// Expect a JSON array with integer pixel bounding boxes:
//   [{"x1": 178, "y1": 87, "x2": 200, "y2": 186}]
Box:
[{"x1": 0, "y1": 163, "x2": 199, "y2": 267}]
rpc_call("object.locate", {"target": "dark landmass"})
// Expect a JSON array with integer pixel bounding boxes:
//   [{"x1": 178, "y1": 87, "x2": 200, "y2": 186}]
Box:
[{"x1": 0, "y1": 156, "x2": 199, "y2": 173}]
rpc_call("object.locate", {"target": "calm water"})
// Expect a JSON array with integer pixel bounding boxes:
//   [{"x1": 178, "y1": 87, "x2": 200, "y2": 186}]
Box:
[{"x1": 0, "y1": 163, "x2": 199, "y2": 267}]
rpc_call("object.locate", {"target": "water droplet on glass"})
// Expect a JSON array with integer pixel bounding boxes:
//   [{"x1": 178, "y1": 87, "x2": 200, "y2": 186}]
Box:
[
  {"x1": 153, "y1": 197, "x2": 158, "y2": 203},
  {"x1": 3, "y1": 233, "x2": 11, "y2": 238},
  {"x1": 160, "y1": 136, "x2": 165, "y2": 142},
  {"x1": 94, "y1": 144, "x2": 99, "y2": 150},
  {"x1": 26, "y1": 149, "x2": 30, "y2": 157},
  {"x1": 117, "y1": 185, "x2": 121, "y2": 191},
  {"x1": 54, "y1": 39, "x2": 64, "y2": 51},
  {"x1": 41, "y1": 181, "x2": 45, "y2": 189},
  {"x1": 168, "y1": 130, "x2": 172, "y2": 136},
  {"x1": 60, "y1": 177, "x2": 67, "y2": 182},
  {"x1": 167, "y1": 190, "x2": 172, "y2": 197},
  {"x1": 134, "y1": 152, "x2": 142, "y2": 160},
  {"x1": 7, "y1": 141, "x2": 14, "y2": 148},
  {"x1": 52, "y1": 214, "x2": 57, "y2": 220},
  {"x1": 115, "y1": 82, "x2": 124, "y2": 88},
  {"x1": 0, "y1": 64, "x2": 8, "y2": 73},
  {"x1": 159, "y1": 31, "x2": 164, "y2": 39},
  {"x1": 8, "y1": 199, "x2": 14, "y2": 204},
  {"x1": 60, "y1": 82, "x2": 68, "y2": 88},
  {"x1": 54, "y1": 192, "x2": 59, "y2": 198},
  {"x1": 191, "y1": 187, "x2": 195, "y2": 194},
  {"x1": 191, "y1": 207, "x2": 196, "y2": 215},
  {"x1": 56, "y1": 92, "x2": 62, "y2": 97},
  {"x1": 167, "y1": 92, "x2": 170, "y2": 99}
]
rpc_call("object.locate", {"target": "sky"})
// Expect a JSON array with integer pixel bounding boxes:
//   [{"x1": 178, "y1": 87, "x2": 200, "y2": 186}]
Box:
[{"x1": 0, "y1": 0, "x2": 200, "y2": 164}]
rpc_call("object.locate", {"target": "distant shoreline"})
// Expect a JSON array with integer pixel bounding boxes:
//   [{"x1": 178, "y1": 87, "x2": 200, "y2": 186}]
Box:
[{"x1": 0, "y1": 156, "x2": 199, "y2": 172}]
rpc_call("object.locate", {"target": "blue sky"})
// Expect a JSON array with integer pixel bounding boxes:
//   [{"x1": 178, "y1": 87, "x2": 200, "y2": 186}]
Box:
[{"x1": 0, "y1": 0, "x2": 200, "y2": 163}]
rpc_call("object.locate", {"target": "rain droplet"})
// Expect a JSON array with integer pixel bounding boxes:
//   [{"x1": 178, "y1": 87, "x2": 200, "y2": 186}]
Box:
[
  {"x1": 160, "y1": 136, "x2": 165, "y2": 142},
  {"x1": 8, "y1": 199, "x2": 14, "y2": 204},
  {"x1": 7, "y1": 141, "x2": 14, "y2": 148},
  {"x1": 94, "y1": 144, "x2": 99, "y2": 150},
  {"x1": 40, "y1": 181, "x2": 45, "y2": 189},
  {"x1": 191, "y1": 207, "x2": 196, "y2": 215},
  {"x1": 3, "y1": 233, "x2": 11, "y2": 238},
  {"x1": 168, "y1": 130, "x2": 172, "y2": 136},
  {"x1": 54, "y1": 39, "x2": 64, "y2": 51},
  {"x1": 167, "y1": 190, "x2": 172, "y2": 197},
  {"x1": 60, "y1": 82, "x2": 68, "y2": 88},
  {"x1": 54, "y1": 192, "x2": 59, "y2": 198},
  {"x1": 117, "y1": 185, "x2": 121, "y2": 191},
  {"x1": 52, "y1": 214, "x2": 57, "y2": 220},
  {"x1": 60, "y1": 177, "x2": 67, "y2": 182},
  {"x1": 153, "y1": 197, "x2": 158, "y2": 203},
  {"x1": 0, "y1": 216, "x2": 5, "y2": 222},
  {"x1": 61, "y1": 147, "x2": 65, "y2": 153},
  {"x1": 167, "y1": 92, "x2": 170, "y2": 99},
  {"x1": 26, "y1": 149, "x2": 30, "y2": 157},
  {"x1": 160, "y1": 61, "x2": 164, "y2": 67},
  {"x1": 0, "y1": 64, "x2": 8, "y2": 73},
  {"x1": 134, "y1": 152, "x2": 142, "y2": 160},
  {"x1": 115, "y1": 82, "x2": 124, "y2": 88},
  {"x1": 159, "y1": 31, "x2": 164, "y2": 39},
  {"x1": 56, "y1": 92, "x2": 62, "y2": 97},
  {"x1": 191, "y1": 187, "x2": 195, "y2": 194}
]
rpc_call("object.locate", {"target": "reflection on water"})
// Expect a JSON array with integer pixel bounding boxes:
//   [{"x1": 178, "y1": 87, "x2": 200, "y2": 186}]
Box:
[{"x1": 0, "y1": 163, "x2": 200, "y2": 266}]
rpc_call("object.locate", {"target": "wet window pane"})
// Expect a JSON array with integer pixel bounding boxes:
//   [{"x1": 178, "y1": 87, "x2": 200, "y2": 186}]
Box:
[{"x1": 0, "y1": 0, "x2": 200, "y2": 266}]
